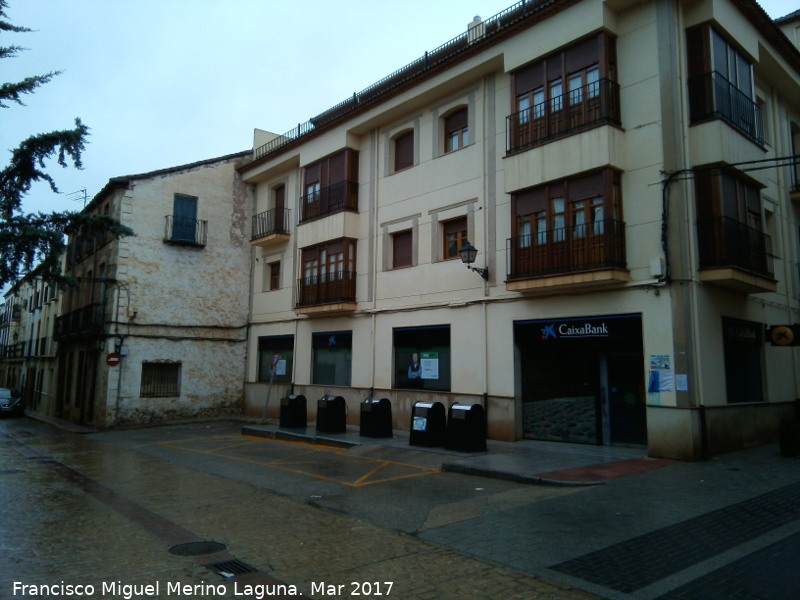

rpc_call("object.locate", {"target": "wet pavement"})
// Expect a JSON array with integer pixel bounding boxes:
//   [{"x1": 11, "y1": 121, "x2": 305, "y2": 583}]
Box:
[{"x1": 2, "y1": 416, "x2": 800, "y2": 599}]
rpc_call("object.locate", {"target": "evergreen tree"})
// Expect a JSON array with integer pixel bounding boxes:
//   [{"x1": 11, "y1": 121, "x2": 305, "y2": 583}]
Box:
[{"x1": 0, "y1": 0, "x2": 131, "y2": 288}]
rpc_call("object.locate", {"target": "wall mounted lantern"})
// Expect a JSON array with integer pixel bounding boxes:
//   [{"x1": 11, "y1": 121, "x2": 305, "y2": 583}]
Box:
[{"x1": 459, "y1": 240, "x2": 489, "y2": 280}]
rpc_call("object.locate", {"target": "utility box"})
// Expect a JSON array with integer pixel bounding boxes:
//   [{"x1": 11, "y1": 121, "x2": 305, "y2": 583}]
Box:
[
  {"x1": 279, "y1": 394, "x2": 307, "y2": 429},
  {"x1": 409, "y1": 401, "x2": 446, "y2": 448},
  {"x1": 445, "y1": 403, "x2": 487, "y2": 452},
  {"x1": 316, "y1": 395, "x2": 347, "y2": 433},
  {"x1": 360, "y1": 397, "x2": 393, "y2": 438}
]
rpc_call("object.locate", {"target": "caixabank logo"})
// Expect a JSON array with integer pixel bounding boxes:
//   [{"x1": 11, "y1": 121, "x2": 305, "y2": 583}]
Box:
[{"x1": 540, "y1": 321, "x2": 610, "y2": 340}]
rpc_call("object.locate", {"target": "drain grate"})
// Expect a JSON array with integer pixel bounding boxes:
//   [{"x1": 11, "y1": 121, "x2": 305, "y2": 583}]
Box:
[
  {"x1": 168, "y1": 541, "x2": 227, "y2": 557},
  {"x1": 205, "y1": 559, "x2": 258, "y2": 576}
]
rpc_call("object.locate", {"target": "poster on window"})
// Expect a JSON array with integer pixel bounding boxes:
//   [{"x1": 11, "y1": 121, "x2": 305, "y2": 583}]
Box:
[{"x1": 420, "y1": 352, "x2": 439, "y2": 380}]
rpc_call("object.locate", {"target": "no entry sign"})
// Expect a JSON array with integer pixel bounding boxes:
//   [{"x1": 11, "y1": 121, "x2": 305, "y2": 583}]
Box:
[{"x1": 106, "y1": 353, "x2": 121, "y2": 367}]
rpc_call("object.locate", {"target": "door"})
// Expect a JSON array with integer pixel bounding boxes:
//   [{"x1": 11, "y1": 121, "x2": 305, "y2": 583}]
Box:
[
  {"x1": 172, "y1": 195, "x2": 198, "y2": 242},
  {"x1": 606, "y1": 353, "x2": 647, "y2": 445}
]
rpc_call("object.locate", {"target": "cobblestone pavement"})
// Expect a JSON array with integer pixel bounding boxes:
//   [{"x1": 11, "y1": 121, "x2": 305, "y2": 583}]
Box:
[
  {"x1": 4, "y1": 416, "x2": 800, "y2": 600},
  {"x1": 1, "y1": 418, "x2": 595, "y2": 600}
]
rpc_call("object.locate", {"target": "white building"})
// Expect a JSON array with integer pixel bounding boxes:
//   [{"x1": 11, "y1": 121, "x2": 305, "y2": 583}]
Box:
[{"x1": 240, "y1": 0, "x2": 800, "y2": 459}]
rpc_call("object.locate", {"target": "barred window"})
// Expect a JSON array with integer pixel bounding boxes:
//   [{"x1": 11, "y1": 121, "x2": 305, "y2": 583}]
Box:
[{"x1": 140, "y1": 362, "x2": 181, "y2": 397}]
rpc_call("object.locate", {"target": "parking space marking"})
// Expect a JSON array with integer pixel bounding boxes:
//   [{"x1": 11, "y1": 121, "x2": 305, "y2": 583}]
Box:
[{"x1": 158, "y1": 435, "x2": 439, "y2": 487}]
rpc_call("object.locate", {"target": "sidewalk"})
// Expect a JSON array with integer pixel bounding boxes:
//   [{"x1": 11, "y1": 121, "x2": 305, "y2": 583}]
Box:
[{"x1": 241, "y1": 422, "x2": 677, "y2": 486}]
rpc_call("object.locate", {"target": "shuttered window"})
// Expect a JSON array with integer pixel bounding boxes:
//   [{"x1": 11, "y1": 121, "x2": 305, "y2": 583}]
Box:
[
  {"x1": 394, "y1": 131, "x2": 414, "y2": 171},
  {"x1": 392, "y1": 230, "x2": 413, "y2": 269}
]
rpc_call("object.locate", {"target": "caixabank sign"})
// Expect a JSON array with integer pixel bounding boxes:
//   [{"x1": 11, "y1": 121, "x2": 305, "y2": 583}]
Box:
[{"x1": 517, "y1": 313, "x2": 643, "y2": 351}]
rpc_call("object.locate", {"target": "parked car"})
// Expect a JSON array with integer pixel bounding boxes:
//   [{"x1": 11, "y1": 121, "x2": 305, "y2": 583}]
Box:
[{"x1": 0, "y1": 388, "x2": 23, "y2": 417}]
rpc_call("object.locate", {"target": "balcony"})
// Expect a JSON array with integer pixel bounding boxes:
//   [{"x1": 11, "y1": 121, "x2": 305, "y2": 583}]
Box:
[
  {"x1": 697, "y1": 217, "x2": 776, "y2": 293},
  {"x1": 251, "y1": 208, "x2": 291, "y2": 247},
  {"x1": 164, "y1": 216, "x2": 208, "y2": 247},
  {"x1": 688, "y1": 71, "x2": 763, "y2": 146},
  {"x1": 506, "y1": 219, "x2": 628, "y2": 293},
  {"x1": 295, "y1": 271, "x2": 357, "y2": 316},
  {"x1": 54, "y1": 303, "x2": 105, "y2": 341},
  {"x1": 507, "y1": 79, "x2": 620, "y2": 154},
  {"x1": 300, "y1": 181, "x2": 358, "y2": 223}
]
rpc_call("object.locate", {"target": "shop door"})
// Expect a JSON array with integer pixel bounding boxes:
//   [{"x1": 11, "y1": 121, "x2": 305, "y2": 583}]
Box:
[{"x1": 606, "y1": 353, "x2": 647, "y2": 445}]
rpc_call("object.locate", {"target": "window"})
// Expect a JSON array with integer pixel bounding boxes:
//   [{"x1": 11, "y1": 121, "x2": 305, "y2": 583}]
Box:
[
  {"x1": 258, "y1": 335, "x2": 293, "y2": 383},
  {"x1": 393, "y1": 325, "x2": 451, "y2": 391},
  {"x1": 509, "y1": 32, "x2": 618, "y2": 152},
  {"x1": 686, "y1": 23, "x2": 762, "y2": 143},
  {"x1": 301, "y1": 150, "x2": 359, "y2": 222},
  {"x1": 392, "y1": 230, "x2": 413, "y2": 269},
  {"x1": 298, "y1": 238, "x2": 357, "y2": 306},
  {"x1": 140, "y1": 362, "x2": 181, "y2": 397},
  {"x1": 444, "y1": 108, "x2": 469, "y2": 152},
  {"x1": 312, "y1": 331, "x2": 352, "y2": 386},
  {"x1": 443, "y1": 217, "x2": 468, "y2": 260},
  {"x1": 509, "y1": 170, "x2": 625, "y2": 278},
  {"x1": 394, "y1": 130, "x2": 414, "y2": 171},
  {"x1": 268, "y1": 261, "x2": 281, "y2": 290},
  {"x1": 694, "y1": 166, "x2": 772, "y2": 277}
]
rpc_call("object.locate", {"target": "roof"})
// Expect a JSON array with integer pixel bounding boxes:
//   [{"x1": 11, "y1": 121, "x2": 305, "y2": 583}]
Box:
[
  {"x1": 87, "y1": 149, "x2": 251, "y2": 213},
  {"x1": 243, "y1": 0, "x2": 800, "y2": 170}
]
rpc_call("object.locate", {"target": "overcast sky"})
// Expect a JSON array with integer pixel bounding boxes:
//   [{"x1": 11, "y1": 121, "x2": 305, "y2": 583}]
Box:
[{"x1": 3, "y1": 0, "x2": 796, "y2": 216}]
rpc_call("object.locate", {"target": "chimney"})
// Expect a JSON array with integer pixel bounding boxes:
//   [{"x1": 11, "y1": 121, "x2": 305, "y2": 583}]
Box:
[{"x1": 468, "y1": 15, "x2": 485, "y2": 43}]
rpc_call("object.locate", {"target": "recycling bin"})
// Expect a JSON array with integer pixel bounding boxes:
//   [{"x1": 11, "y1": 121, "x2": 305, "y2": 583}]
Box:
[
  {"x1": 279, "y1": 394, "x2": 307, "y2": 429},
  {"x1": 445, "y1": 403, "x2": 487, "y2": 452},
  {"x1": 360, "y1": 397, "x2": 393, "y2": 438},
  {"x1": 316, "y1": 395, "x2": 347, "y2": 433},
  {"x1": 409, "y1": 401, "x2": 446, "y2": 448}
]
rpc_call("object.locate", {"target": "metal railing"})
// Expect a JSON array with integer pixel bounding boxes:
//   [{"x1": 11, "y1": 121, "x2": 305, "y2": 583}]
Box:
[
  {"x1": 507, "y1": 79, "x2": 620, "y2": 153},
  {"x1": 688, "y1": 71, "x2": 764, "y2": 145},
  {"x1": 506, "y1": 219, "x2": 626, "y2": 280},
  {"x1": 164, "y1": 216, "x2": 208, "y2": 247},
  {"x1": 696, "y1": 216, "x2": 773, "y2": 278},
  {"x1": 54, "y1": 303, "x2": 105, "y2": 340},
  {"x1": 252, "y1": 208, "x2": 291, "y2": 241},
  {"x1": 251, "y1": 0, "x2": 559, "y2": 162},
  {"x1": 296, "y1": 271, "x2": 357, "y2": 307},
  {"x1": 300, "y1": 181, "x2": 359, "y2": 223}
]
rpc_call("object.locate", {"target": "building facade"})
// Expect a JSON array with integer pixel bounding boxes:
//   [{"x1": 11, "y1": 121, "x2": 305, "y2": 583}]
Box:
[
  {"x1": 52, "y1": 152, "x2": 253, "y2": 427},
  {"x1": 0, "y1": 272, "x2": 61, "y2": 413},
  {"x1": 241, "y1": 0, "x2": 800, "y2": 459}
]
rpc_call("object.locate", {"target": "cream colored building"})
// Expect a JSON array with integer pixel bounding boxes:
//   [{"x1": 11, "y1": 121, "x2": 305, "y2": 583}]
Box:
[
  {"x1": 241, "y1": 0, "x2": 800, "y2": 460},
  {"x1": 0, "y1": 272, "x2": 61, "y2": 413},
  {"x1": 52, "y1": 152, "x2": 253, "y2": 427}
]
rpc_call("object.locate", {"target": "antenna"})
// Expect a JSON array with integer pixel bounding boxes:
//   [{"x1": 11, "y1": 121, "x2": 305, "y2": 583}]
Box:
[{"x1": 67, "y1": 188, "x2": 88, "y2": 207}]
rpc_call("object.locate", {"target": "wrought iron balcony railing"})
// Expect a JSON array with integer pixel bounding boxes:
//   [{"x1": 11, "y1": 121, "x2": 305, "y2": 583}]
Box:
[
  {"x1": 296, "y1": 271, "x2": 357, "y2": 307},
  {"x1": 688, "y1": 71, "x2": 763, "y2": 145},
  {"x1": 696, "y1": 216, "x2": 773, "y2": 278},
  {"x1": 54, "y1": 303, "x2": 105, "y2": 341},
  {"x1": 507, "y1": 79, "x2": 620, "y2": 154},
  {"x1": 506, "y1": 219, "x2": 626, "y2": 280},
  {"x1": 299, "y1": 181, "x2": 358, "y2": 223},
  {"x1": 252, "y1": 208, "x2": 291, "y2": 241},
  {"x1": 164, "y1": 216, "x2": 208, "y2": 247}
]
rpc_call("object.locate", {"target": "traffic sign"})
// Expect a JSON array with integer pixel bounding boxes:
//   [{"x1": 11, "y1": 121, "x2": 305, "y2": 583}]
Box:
[{"x1": 106, "y1": 353, "x2": 121, "y2": 366}]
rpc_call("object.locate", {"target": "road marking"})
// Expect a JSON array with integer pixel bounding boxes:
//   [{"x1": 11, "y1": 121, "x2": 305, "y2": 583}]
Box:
[{"x1": 158, "y1": 435, "x2": 439, "y2": 487}]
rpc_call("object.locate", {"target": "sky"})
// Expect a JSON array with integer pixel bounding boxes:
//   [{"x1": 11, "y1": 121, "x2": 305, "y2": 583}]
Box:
[{"x1": 2, "y1": 0, "x2": 797, "y2": 217}]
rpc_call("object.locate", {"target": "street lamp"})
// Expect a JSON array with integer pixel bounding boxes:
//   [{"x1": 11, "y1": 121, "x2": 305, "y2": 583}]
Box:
[{"x1": 459, "y1": 240, "x2": 489, "y2": 280}]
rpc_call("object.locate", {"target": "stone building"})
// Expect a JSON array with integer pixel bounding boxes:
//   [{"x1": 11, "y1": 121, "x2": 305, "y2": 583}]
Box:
[
  {"x1": 52, "y1": 151, "x2": 253, "y2": 427},
  {"x1": 240, "y1": 0, "x2": 800, "y2": 459}
]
